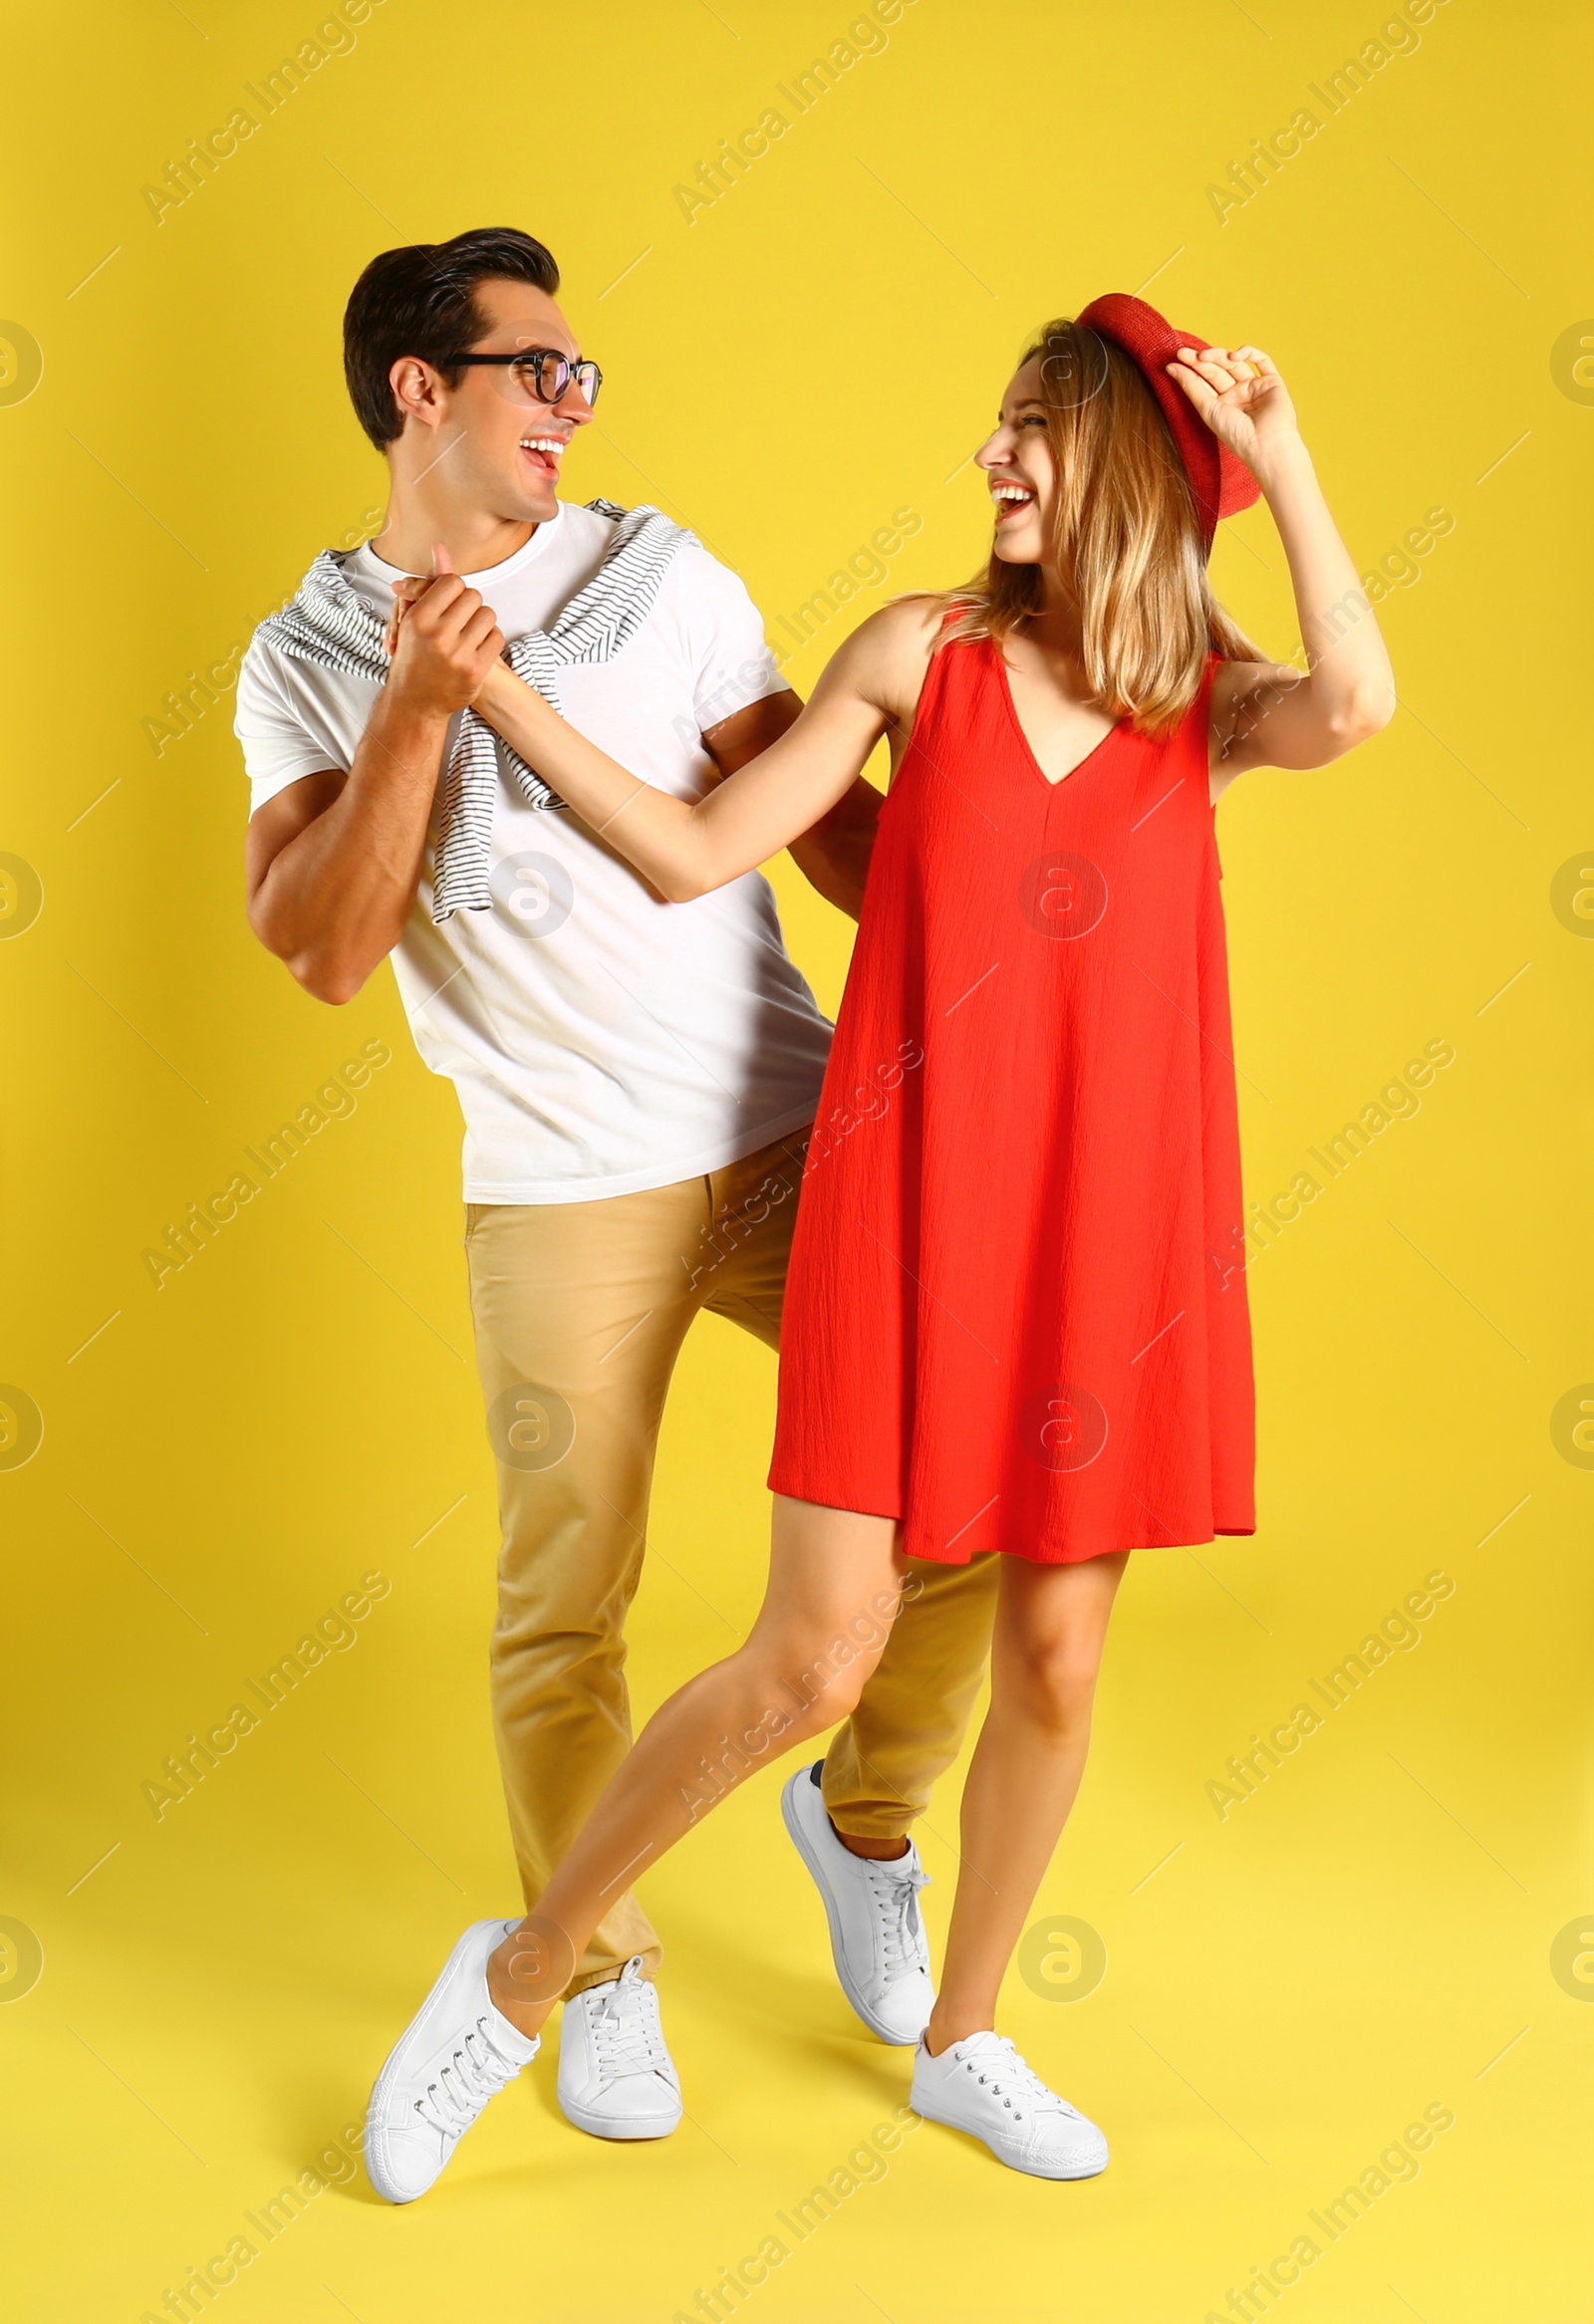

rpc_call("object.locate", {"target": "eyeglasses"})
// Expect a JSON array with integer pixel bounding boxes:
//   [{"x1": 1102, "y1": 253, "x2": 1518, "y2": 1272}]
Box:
[{"x1": 446, "y1": 348, "x2": 603, "y2": 406}]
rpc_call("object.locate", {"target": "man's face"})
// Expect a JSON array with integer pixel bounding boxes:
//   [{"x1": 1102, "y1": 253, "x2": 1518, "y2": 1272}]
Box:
[{"x1": 414, "y1": 276, "x2": 597, "y2": 523}]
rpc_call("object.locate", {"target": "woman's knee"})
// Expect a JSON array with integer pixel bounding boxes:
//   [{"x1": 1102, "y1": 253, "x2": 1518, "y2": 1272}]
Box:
[
  {"x1": 752, "y1": 1615, "x2": 892, "y2": 1733},
  {"x1": 1004, "y1": 1637, "x2": 1104, "y2": 1734}
]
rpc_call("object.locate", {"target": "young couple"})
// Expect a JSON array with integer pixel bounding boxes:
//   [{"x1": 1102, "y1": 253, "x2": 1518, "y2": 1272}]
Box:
[{"x1": 237, "y1": 227, "x2": 1392, "y2": 2195}]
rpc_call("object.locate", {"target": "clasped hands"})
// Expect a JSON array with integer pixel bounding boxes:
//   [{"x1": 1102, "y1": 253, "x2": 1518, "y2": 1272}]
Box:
[{"x1": 382, "y1": 547, "x2": 517, "y2": 721}]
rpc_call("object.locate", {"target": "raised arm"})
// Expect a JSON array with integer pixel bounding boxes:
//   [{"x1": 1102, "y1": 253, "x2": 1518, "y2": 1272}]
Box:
[
  {"x1": 245, "y1": 571, "x2": 504, "y2": 1004},
  {"x1": 470, "y1": 600, "x2": 936, "y2": 902},
  {"x1": 1168, "y1": 345, "x2": 1397, "y2": 790}
]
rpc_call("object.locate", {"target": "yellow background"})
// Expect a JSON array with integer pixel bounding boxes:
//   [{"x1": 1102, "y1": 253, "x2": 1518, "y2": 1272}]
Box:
[{"x1": 3, "y1": 1, "x2": 1590, "y2": 2317}]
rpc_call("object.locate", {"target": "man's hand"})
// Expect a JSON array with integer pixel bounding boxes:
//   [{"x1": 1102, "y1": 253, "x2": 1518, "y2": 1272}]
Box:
[
  {"x1": 386, "y1": 546, "x2": 505, "y2": 715},
  {"x1": 247, "y1": 543, "x2": 502, "y2": 1005}
]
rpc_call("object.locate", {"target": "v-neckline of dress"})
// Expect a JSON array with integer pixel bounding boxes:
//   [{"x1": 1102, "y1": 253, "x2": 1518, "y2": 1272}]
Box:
[{"x1": 993, "y1": 641, "x2": 1124, "y2": 791}]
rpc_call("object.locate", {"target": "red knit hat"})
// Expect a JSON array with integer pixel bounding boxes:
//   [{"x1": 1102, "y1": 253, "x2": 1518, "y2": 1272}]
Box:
[{"x1": 1074, "y1": 293, "x2": 1261, "y2": 546}]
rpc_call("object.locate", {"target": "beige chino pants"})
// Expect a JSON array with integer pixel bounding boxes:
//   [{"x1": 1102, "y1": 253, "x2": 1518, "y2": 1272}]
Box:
[{"x1": 464, "y1": 1128, "x2": 999, "y2": 1995}]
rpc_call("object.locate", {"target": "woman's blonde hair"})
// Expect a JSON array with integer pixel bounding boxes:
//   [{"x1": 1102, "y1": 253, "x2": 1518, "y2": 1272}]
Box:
[{"x1": 939, "y1": 317, "x2": 1261, "y2": 735}]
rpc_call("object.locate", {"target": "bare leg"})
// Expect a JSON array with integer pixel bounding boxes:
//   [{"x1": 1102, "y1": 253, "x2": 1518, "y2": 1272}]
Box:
[
  {"x1": 925, "y1": 1552, "x2": 1127, "y2": 2055},
  {"x1": 486, "y1": 1497, "x2": 906, "y2": 2036}
]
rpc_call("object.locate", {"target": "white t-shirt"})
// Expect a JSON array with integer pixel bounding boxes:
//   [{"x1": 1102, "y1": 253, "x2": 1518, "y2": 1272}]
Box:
[{"x1": 235, "y1": 501, "x2": 833, "y2": 1202}]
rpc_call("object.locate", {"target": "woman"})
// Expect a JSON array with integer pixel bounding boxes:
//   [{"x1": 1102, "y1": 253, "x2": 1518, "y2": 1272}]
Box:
[{"x1": 368, "y1": 298, "x2": 1395, "y2": 2189}]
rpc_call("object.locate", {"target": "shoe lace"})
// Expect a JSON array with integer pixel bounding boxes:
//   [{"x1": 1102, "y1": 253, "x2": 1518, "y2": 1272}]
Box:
[
  {"x1": 961, "y1": 2036, "x2": 1075, "y2": 2126},
  {"x1": 588, "y1": 1961, "x2": 669, "y2": 2084},
  {"x1": 866, "y1": 1861, "x2": 930, "y2": 1981},
  {"x1": 412, "y1": 2018, "x2": 523, "y2": 2142}
]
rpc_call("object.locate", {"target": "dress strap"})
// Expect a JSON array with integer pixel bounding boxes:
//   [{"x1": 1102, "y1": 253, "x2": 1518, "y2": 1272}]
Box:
[{"x1": 1193, "y1": 646, "x2": 1226, "y2": 734}]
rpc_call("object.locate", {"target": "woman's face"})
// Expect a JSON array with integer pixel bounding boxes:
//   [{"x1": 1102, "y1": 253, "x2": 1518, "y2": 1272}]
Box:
[{"x1": 975, "y1": 357, "x2": 1056, "y2": 567}]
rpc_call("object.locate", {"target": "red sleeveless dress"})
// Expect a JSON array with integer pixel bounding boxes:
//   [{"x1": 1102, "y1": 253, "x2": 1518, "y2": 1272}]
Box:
[{"x1": 768, "y1": 633, "x2": 1255, "y2": 1564}]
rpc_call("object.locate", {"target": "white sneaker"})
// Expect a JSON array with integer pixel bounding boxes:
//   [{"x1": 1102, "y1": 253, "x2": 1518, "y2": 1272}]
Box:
[
  {"x1": 912, "y1": 2029, "x2": 1109, "y2": 2179},
  {"x1": 365, "y1": 1919, "x2": 540, "y2": 2202},
  {"x1": 781, "y1": 1760, "x2": 935, "y2": 2044},
  {"x1": 557, "y1": 1955, "x2": 682, "y2": 2140}
]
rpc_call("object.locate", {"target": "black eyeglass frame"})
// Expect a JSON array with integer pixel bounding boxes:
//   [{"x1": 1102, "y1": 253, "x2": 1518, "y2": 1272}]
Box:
[{"x1": 445, "y1": 349, "x2": 603, "y2": 405}]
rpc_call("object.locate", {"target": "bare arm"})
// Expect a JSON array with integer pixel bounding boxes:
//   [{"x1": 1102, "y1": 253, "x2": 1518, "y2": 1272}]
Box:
[
  {"x1": 470, "y1": 600, "x2": 935, "y2": 904},
  {"x1": 244, "y1": 566, "x2": 504, "y2": 1004},
  {"x1": 1167, "y1": 345, "x2": 1398, "y2": 794},
  {"x1": 701, "y1": 688, "x2": 883, "y2": 921}
]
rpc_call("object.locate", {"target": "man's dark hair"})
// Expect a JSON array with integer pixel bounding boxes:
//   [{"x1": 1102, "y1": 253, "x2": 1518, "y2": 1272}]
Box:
[{"x1": 343, "y1": 227, "x2": 560, "y2": 450}]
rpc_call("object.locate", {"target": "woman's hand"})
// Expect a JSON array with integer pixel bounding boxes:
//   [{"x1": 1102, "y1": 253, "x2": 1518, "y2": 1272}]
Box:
[
  {"x1": 384, "y1": 571, "x2": 433, "y2": 659},
  {"x1": 1167, "y1": 345, "x2": 1301, "y2": 486}
]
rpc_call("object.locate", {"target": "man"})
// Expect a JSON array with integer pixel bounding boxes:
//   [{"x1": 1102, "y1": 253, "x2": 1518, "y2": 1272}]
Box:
[{"x1": 236, "y1": 227, "x2": 998, "y2": 2200}]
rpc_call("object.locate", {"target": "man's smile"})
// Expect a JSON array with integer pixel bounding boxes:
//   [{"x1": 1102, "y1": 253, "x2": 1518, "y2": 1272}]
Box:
[{"x1": 519, "y1": 434, "x2": 567, "y2": 476}]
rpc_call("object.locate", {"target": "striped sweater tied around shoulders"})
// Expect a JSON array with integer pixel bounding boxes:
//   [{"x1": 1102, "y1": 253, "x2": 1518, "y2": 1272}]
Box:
[{"x1": 253, "y1": 499, "x2": 695, "y2": 923}]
